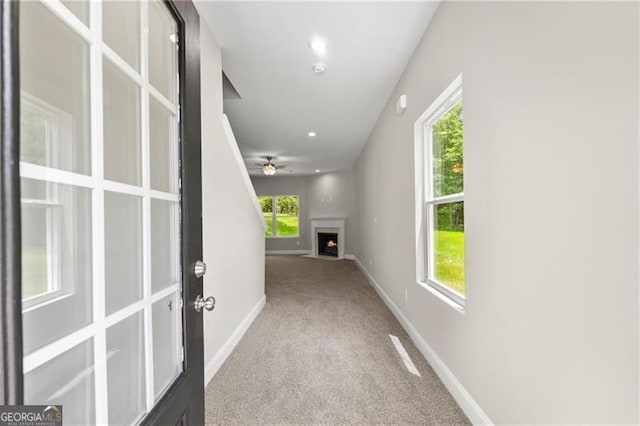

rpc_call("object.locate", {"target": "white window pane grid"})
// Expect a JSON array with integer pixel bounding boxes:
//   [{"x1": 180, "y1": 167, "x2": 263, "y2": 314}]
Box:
[
  {"x1": 36, "y1": 0, "x2": 92, "y2": 43},
  {"x1": 21, "y1": 1, "x2": 183, "y2": 424},
  {"x1": 151, "y1": 292, "x2": 183, "y2": 401},
  {"x1": 102, "y1": 0, "x2": 141, "y2": 72},
  {"x1": 20, "y1": 1, "x2": 91, "y2": 175},
  {"x1": 23, "y1": 283, "x2": 180, "y2": 371},
  {"x1": 20, "y1": 178, "x2": 93, "y2": 354},
  {"x1": 423, "y1": 200, "x2": 465, "y2": 304},
  {"x1": 21, "y1": 190, "x2": 62, "y2": 302},
  {"x1": 106, "y1": 312, "x2": 146, "y2": 425},
  {"x1": 421, "y1": 78, "x2": 465, "y2": 307},
  {"x1": 423, "y1": 91, "x2": 463, "y2": 203},
  {"x1": 148, "y1": 0, "x2": 178, "y2": 103},
  {"x1": 60, "y1": 0, "x2": 89, "y2": 26},
  {"x1": 104, "y1": 191, "x2": 144, "y2": 315},
  {"x1": 25, "y1": 338, "x2": 96, "y2": 425}
]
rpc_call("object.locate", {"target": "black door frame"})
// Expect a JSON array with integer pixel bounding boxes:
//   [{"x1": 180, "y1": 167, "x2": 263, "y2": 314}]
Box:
[
  {"x1": 143, "y1": 0, "x2": 204, "y2": 423},
  {"x1": 0, "y1": 0, "x2": 24, "y2": 407},
  {"x1": 0, "y1": 0, "x2": 205, "y2": 422}
]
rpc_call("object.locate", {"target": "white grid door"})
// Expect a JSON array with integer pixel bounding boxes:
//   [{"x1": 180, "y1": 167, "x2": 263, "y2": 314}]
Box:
[{"x1": 19, "y1": 1, "x2": 183, "y2": 424}]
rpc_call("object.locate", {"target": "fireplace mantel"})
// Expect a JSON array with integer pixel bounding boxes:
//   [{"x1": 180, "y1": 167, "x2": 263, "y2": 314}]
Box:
[{"x1": 310, "y1": 218, "x2": 345, "y2": 259}]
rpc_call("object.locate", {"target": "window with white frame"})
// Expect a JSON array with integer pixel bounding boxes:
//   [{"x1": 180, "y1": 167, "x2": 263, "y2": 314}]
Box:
[
  {"x1": 259, "y1": 195, "x2": 299, "y2": 237},
  {"x1": 21, "y1": 184, "x2": 63, "y2": 303},
  {"x1": 20, "y1": 93, "x2": 73, "y2": 308},
  {"x1": 416, "y1": 75, "x2": 465, "y2": 306}
]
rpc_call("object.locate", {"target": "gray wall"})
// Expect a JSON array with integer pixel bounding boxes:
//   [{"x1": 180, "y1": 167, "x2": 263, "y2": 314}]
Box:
[
  {"x1": 200, "y1": 19, "x2": 265, "y2": 378},
  {"x1": 306, "y1": 170, "x2": 357, "y2": 254},
  {"x1": 252, "y1": 169, "x2": 356, "y2": 253},
  {"x1": 352, "y1": 2, "x2": 639, "y2": 424}
]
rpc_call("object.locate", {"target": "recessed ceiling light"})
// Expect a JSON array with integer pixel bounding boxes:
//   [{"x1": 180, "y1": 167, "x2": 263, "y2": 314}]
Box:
[
  {"x1": 308, "y1": 131, "x2": 316, "y2": 137},
  {"x1": 309, "y1": 37, "x2": 327, "y2": 55},
  {"x1": 312, "y1": 63, "x2": 326, "y2": 74},
  {"x1": 315, "y1": 169, "x2": 320, "y2": 173}
]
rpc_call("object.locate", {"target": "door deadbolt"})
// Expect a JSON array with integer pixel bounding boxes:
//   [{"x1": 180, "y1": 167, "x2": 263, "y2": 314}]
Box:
[{"x1": 194, "y1": 260, "x2": 207, "y2": 278}]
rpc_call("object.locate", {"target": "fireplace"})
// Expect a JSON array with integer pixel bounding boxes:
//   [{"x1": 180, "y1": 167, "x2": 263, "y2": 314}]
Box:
[
  {"x1": 318, "y1": 232, "x2": 338, "y2": 257},
  {"x1": 310, "y1": 218, "x2": 345, "y2": 259}
]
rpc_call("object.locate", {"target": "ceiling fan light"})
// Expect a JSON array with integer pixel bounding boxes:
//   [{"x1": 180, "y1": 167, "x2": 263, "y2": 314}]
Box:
[{"x1": 263, "y1": 163, "x2": 277, "y2": 176}]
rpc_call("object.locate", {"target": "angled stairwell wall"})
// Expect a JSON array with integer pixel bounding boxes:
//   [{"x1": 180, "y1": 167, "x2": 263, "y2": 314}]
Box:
[{"x1": 199, "y1": 17, "x2": 266, "y2": 385}]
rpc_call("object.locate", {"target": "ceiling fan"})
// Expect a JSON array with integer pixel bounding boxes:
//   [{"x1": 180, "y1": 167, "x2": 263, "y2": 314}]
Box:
[{"x1": 250, "y1": 156, "x2": 293, "y2": 176}]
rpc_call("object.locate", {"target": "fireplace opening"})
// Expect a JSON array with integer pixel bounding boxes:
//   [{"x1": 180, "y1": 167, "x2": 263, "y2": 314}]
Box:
[{"x1": 318, "y1": 232, "x2": 338, "y2": 257}]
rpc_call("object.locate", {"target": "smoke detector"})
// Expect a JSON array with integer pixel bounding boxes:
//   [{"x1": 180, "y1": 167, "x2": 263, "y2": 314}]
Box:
[{"x1": 312, "y1": 63, "x2": 326, "y2": 75}]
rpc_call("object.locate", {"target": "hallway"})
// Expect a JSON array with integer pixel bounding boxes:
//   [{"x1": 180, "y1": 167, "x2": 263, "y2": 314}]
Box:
[{"x1": 204, "y1": 256, "x2": 469, "y2": 424}]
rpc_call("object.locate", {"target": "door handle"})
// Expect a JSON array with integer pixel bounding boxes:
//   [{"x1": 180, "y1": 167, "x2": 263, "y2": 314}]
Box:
[
  {"x1": 193, "y1": 260, "x2": 207, "y2": 279},
  {"x1": 194, "y1": 295, "x2": 215, "y2": 312}
]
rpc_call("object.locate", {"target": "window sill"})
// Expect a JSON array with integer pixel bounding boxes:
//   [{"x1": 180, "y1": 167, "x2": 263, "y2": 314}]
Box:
[
  {"x1": 417, "y1": 280, "x2": 465, "y2": 315},
  {"x1": 22, "y1": 290, "x2": 74, "y2": 313},
  {"x1": 265, "y1": 236, "x2": 299, "y2": 239}
]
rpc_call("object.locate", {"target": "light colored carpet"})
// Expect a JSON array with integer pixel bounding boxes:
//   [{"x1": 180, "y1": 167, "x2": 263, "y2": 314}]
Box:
[{"x1": 205, "y1": 255, "x2": 469, "y2": 425}]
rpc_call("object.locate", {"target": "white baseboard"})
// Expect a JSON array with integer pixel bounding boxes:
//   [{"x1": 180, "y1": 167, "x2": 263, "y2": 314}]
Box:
[
  {"x1": 204, "y1": 294, "x2": 266, "y2": 386},
  {"x1": 265, "y1": 250, "x2": 311, "y2": 255},
  {"x1": 344, "y1": 254, "x2": 355, "y2": 260},
  {"x1": 351, "y1": 256, "x2": 492, "y2": 425}
]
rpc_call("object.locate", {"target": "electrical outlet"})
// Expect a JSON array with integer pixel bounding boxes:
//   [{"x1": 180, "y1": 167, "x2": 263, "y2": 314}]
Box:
[
  {"x1": 296, "y1": 240, "x2": 300, "y2": 246},
  {"x1": 373, "y1": 216, "x2": 377, "y2": 224},
  {"x1": 405, "y1": 288, "x2": 408, "y2": 303},
  {"x1": 369, "y1": 257, "x2": 372, "y2": 266}
]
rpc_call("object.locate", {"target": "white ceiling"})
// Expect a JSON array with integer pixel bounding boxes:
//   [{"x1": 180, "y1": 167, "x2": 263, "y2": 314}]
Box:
[{"x1": 196, "y1": 1, "x2": 440, "y2": 175}]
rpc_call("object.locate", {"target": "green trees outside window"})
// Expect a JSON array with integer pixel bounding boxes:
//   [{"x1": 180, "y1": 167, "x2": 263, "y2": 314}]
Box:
[
  {"x1": 258, "y1": 195, "x2": 299, "y2": 237},
  {"x1": 428, "y1": 97, "x2": 465, "y2": 297}
]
